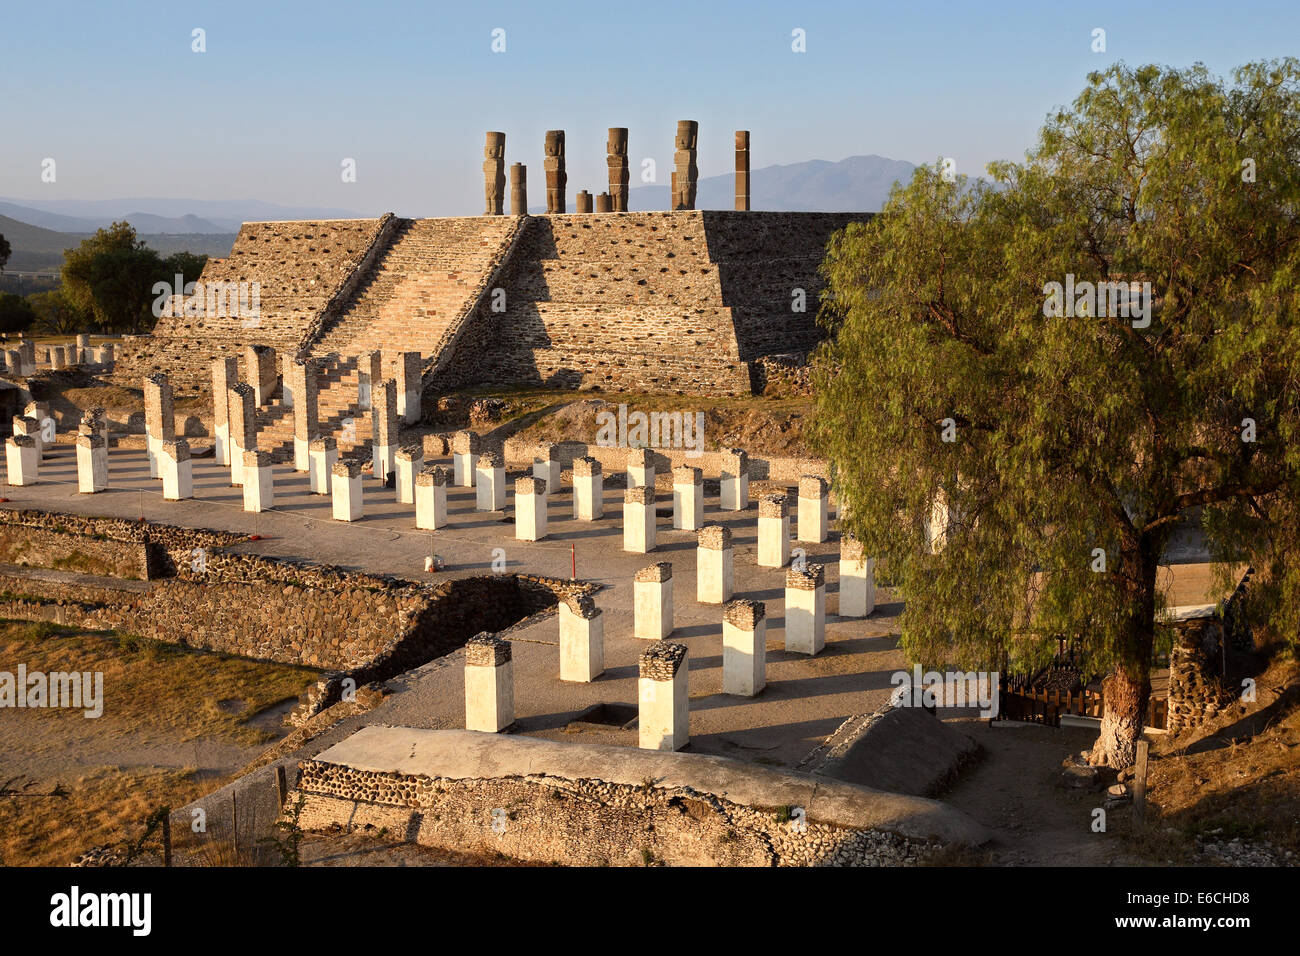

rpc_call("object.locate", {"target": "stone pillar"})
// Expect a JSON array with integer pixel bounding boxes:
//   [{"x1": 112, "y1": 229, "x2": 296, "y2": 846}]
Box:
[
  {"x1": 734, "y1": 130, "x2": 750, "y2": 211},
  {"x1": 720, "y1": 447, "x2": 749, "y2": 511},
  {"x1": 595, "y1": 192, "x2": 612, "y2": 213},
  {"x1": 627, "y1": 446, "x2": 654, "y2": 489},
  {"x1": 242, "y1": 449, "x2": 274, "y2": 512},
  {"x1": 415, "y1": 465, "x2": 449, "y2": 530},
  {"x1": 515, "y1": 475, "x2": 548, "y2": 541},
  {"x1": 50, "y1": 346, "x2": 66, "y2": 370},
  {"x1": 357, "y1": 350, "x2": 382, "y2": 409},
  {"x1": 5, "y1": 435, "x2": 37, "y2": 485},
  {"x1": 227, "y1": 383, "x2": 256, "y2": 487},
  {"x1": 623, "y1": 486, "x2": 656, "y2": 553},
  {"x1": 558, "y1": 594, "x2": 604, "y2": 682},
  {"x1": 143, "y1": 373, "x2": 175, "y2": 480},
  {"x1": 510, "y1": 163, "x2": 527, "y2": 216},
  {"x1": 3, "y1": 349, "x2": 19, "y2": 374},
  {"x1": 785, "y1": 564, "x2": 826, "y2": 655},
  {"x1": 393, "y1": 351, "x2": 421, "y2": 425},
  {"x1": 638, "y1": 642, "x2": 689, "y2": 751},
  {"x1": 291, "y1": 357, "x2": 319, "y2": 471},
  {"x1": 575, "y1": 191, "x2": 593, "y2": 214},
  {"x1": 634, "y1": 562, "x2": 674, "y2": 640},
  {"x1": 723, "y1": 599, "x2": 766, "y2": 697},
  {"x1": 331, "y1": 458, "x2": 363, "y2": 521},
  {"x1": 926, "y1": 489, "x2": 951, "y2": 553},
  {"x1": 464, "y1": 633, "x2": 514, "y2": 732},
  {"x1": 797, "y1": 475, "x2": 829, "y2": 543},
  {"x1": 21, "y1": 341, "x2": 36, "y2": 376},
  {"x1": 483, "y1": 131, "x2": 506, "y2": 215},
  {"x1": 757, "y1": 493, "x2": 791, "y2": 568},
  {"x1": 452, "y1": 430, "x2": 480, "y2": 487},
  {"x1": 245, "y1": 345, "x2": 277, "y2": 406},
  {"x1": 696, "y1": 524, "x2": 734, "y2": 604},
  {"x1": 281, "y1": 353, "x2": 295, "y2": 408},
  {"x1": 423, "y1": 433, "x2": 449, "y2": 462},
  {"x1": 672, "y1": 465, "x2": 703, "y2": 531},
  {"x1": 212, "y1": 356, "x2": 237, "y2": 466},
  {"x1": 475, "y1": 450, "x2": 506, "y2": 511},
  {"x1": 533, "y1": 443, "x2": 561, "y2": 493},
  {"x1": 12, "y1": 416, "x2": 41, "y2": 460},
  {"x1": 160, "y1": 439, "x2": 193, "y2": 501},
  {"x1": 309, "y1": 436, "x2": 337, "y2": 495},
  {"x1": 544, "y1": 130, "x2": 567, "y2": 213},
  {"x1": 393, "y1": 444, "x2": 422, "y2": 504},
  {"x1": 672, "y1": 120, "x2": 699, "y2": 210},
  {"x1": 607, "y1": 127, "x2": 629, "y2": 212},
  {"x1": 371, "y1": 379, "x2": 398, "y2": 483},
  {"x1": 839, "y1": 533, "x2": 875, "y2": 618},
  {"x1": 572, "y1": 455, "x2": 603, "y2": 519},
  {"x1": 75, "y1": 433, "x2": 107, "y2": 493}
]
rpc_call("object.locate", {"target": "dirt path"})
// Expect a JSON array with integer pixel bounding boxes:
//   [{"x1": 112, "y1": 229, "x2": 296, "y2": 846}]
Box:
[{"x1": 942, "y1": 721, "x2": 1144, "y2": 865}]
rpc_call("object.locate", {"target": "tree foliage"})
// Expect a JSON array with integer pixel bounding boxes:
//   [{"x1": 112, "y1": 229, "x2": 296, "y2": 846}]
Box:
[
  {"x1": 811, "y1": 60, "x2": 1300, "y2": 766},
  {"x1": 0, "y1": 233, "x2": 10, "y2": 273},
  {"x1": 59, "y1": 221, "x2": 206, "y2": 334}
]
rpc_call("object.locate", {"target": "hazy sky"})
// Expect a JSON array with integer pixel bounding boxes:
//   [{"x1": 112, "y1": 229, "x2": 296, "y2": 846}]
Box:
[{"x1": 2, "y1": 0, "x2": 1296, "y2": 217}]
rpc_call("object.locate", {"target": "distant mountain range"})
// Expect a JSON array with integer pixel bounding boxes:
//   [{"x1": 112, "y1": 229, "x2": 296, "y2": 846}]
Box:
[
  {"x1": 626, "y1": 154, "x2": 915, "y2": 212},
  {"x1": 0, "y1": 198, "x2": 363, "y2": 235},
  {"x1": 0, "y1": 155, "x2": 920, "y2": 274}
]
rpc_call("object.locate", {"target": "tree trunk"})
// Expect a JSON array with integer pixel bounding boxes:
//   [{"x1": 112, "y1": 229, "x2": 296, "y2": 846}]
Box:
[
  {"x1": 1088, "y1": 536, "x2": 1159, "y2": 769},
  {"x1": 1091, "y1": 665, "x2": 1150, "y2": 768}
]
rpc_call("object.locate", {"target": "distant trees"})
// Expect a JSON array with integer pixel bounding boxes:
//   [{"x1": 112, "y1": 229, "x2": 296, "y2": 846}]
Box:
[
  {"x1": 60, "y1": 222, "x2": 206, "y2": 333},
  {"x1": 27, "y1": 289, "x2": 84, "y2": 335},
  {"x1": 812, "y1": 59, "x2": 1300, "y2": 769},
  {"x1": 0, "y1": 292, "x2": 36, "y2": 334},
  {"x1": 0, "y1": 233, "x2": 10, "y2": 273}
]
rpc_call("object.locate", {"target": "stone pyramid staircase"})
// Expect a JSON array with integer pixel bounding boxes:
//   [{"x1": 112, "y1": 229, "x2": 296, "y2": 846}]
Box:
[
  {"x1": 251, "y1": 354, "x2": 374, "y2": 463},
  {"x1": 310, "y1": 216, "x2": 522, "y2": 368}
]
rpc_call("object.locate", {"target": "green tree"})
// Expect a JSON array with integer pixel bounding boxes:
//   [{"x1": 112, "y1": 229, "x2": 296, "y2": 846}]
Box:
[
  {"x1": 812, "y1": 60, "x2": 1300, "y2": 768},
  {"x1": 0, "y1": 293, "x2": 36, "y2": 334},
  {"x1": 161, "y1": 250, "x2": 208, "y2": 286},
  {"x1": 0, "y1": 233, "x2": 10, "y2": 273},
  {"x1": 27, "y1": 288, "x2": 86, "y2": 335},
  {"x1": 61, "y1": 221, "x2": 164, "y2": 333}
]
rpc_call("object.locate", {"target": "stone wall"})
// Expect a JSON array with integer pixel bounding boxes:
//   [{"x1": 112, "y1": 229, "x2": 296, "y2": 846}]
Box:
[
  {"x1": 297, "y1": 764, "x2": 931, "y2": 866},
  {"x1": 0, "y1": 508, "x2": 574, "y2": 681},
  {"x1": 115, "y1": 218, "x2": 391, "y2": 396}
]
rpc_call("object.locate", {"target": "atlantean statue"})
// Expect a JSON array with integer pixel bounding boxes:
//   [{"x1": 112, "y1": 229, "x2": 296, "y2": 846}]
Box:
[
  {"x1": 607, "y1": 127, "x2": 629, "y2": 212},
  {"x1": 672, "y1": 120, "x2": 699, "y2": 210},
  {"x1": 484, "y1": 132, "x2": 506, "y2": 215},
  {"x1": 544, "y1": 130, "x2": 567, "y2": 213}
]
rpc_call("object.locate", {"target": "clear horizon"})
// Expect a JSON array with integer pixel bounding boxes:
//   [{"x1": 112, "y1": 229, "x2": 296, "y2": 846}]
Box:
[{"x1": 2, "y1": 0, "x2": 1297, "y2": 217}]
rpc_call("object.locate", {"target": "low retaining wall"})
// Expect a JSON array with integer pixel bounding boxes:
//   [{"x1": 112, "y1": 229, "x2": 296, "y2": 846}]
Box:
[{"x1": 295, "y1": 727, "x2": 989, "y2": 866}]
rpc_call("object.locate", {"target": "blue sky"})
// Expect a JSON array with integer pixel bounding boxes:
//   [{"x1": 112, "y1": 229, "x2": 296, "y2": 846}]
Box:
[{"x1": 1, "y1": 0, "x2": 1296, "y2": 217}]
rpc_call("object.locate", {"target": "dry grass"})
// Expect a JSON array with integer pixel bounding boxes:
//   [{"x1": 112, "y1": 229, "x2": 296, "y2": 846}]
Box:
[
  {"x1": 1139, "y1": 654, "x2": 1300, "y2": 859},
  {"x1": 0, "y1": 620, "x2": 321, "y2": 866}
]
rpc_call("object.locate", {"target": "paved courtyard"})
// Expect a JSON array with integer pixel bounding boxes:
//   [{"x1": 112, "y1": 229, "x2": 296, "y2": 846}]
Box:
[{"x1": 9, "y1": 437, "x2": 905, "y2": 768}]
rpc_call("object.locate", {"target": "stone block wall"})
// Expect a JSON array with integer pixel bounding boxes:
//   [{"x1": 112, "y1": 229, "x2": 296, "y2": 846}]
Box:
[
  {"x1": 115, "y1": 218, "x2": 391, "y2": 396},
  {"x1": 295, "y1": 762, "x2": 932, "y2": 867}
]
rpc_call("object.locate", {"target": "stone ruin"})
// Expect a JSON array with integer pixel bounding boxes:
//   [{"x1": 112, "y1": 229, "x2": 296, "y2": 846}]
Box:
[
  {"x1": 484, "y1": 131, "x2": 506, "y2": 215},
  {"x1": 544, "y1": 129, "x2": 567, "y2": 213},
  {"x1": 607, "y1": 127, "x2": 629, "y2": 212},
  {"x1": 672, "y1": 119, "x2": 699, "y2": 210}
]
